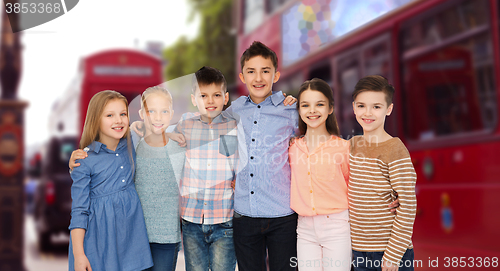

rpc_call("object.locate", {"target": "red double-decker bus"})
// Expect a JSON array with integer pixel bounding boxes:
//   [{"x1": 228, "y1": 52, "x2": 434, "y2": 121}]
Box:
[
  {"x1": 235, "y1": 0, "x2": 499, "y2": 268},
  {"x1": 49, "y1": 49, "x2": 163, "y2": 138}
]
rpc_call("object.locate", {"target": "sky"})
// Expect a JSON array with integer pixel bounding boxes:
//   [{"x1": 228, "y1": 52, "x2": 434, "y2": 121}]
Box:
[{"x1": 15, "y1": 0, "x2": 199, "y2": 147}]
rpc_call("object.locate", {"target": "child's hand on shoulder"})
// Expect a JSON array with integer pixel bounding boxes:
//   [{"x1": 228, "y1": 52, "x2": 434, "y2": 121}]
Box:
[
  {"x1": 282, "y1": 92, "x2": 297, "y2": 106},
  {"x1": 130, "y1": 121, "x2": 145, "y2": 137},
  {"x1": 166, "y1": 133, "x2": 186, "y2": 147},
  {"x1": 69, "y1": 149, "x2": 88, "y2": 170},
  {"x1": 289, "y1": 136, "x2": 299, "y2": 146},
  {"x1": 389, "y1": 192, "x2": 399, "y2": 214}
]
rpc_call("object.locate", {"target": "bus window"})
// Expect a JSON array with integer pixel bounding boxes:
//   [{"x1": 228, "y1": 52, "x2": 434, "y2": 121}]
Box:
[
  {"x1": 274, "y1": 71, "x2": 304, "y2": 97},
  {"x1": 362, "y1": 37, "x2": 391, "y2": 79},
  {"x1": 336, "y1": 52, "x2": 362, "y2": 138},
  {"x1": 308, "y1": 63, "x2": 332, "y2": 84},
  {"x1": 361, "y1": 34, "x2": 396, "y2": 135},
  {"x1": 244, "y1": 0, "x2": 265, "y2": 33},
  {"x1": 402, "y1": 0, "x2": 488, "y2": 53},
  {"x1": 401, "y1": 0, "x2": 496, "y2": 141},
  {"x1": 267, "y1": 0, "x2": 291, "y2": 14}
]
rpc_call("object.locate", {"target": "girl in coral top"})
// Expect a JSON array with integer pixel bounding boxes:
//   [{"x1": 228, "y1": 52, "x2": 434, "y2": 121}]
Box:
[{"x1": 289, "y1": 78, "x2": 351, "y2": 271}]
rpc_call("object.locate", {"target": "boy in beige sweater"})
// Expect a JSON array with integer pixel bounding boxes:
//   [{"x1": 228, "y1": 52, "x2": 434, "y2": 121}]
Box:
[{"x1": 348, "y1": 75, "x2": 417, "y2": 271}]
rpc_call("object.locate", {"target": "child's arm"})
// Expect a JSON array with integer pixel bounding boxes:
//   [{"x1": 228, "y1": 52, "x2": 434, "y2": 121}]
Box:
[
  {"x1": 71, "y1": 228, "x2": 92, "y2": 271},
  {"x1": 389, "y1": 194, "x2": 400, "y2": 213},
  {"x1": 130, "y1": 121, "x2": 145, "y2": 137},
  {"x1": 69, "y1": 149, "x2": 88, "y2": 170},
  {"x1": 383, "y1": 145, "x2": 417, "y2": 267},
  {"x1": 168, "y1": 113, "x2": 189, "y2": 147},
  {"x1": 69, "y1": 162, "x2": 93, "y2": 270},
  {"x1": 166, "y1": 133, "x2": 186, "y2": 147},
  {"x1": 283, "y1": 92, "x2": 297, "y2": 106}
]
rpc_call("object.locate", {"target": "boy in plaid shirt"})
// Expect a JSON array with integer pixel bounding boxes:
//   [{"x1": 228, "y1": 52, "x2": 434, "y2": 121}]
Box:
[{"x1": 174, "y1": 66, "x2": 238, "y2": 271}]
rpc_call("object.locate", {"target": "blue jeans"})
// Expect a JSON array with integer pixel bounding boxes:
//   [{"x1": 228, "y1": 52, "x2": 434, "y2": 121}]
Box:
[
  {"x1": 145, "y1": 242, "x2": 180, "y2": 271},
  {"x1": 352, "y1": 249, "x2": 415, "y2": 271},
  {"x1": 233, "y1": 212, "x2": 298, "y2": 271},
  {"x1": 181, "y1": 219, "x2": 237, "y2": 271}
]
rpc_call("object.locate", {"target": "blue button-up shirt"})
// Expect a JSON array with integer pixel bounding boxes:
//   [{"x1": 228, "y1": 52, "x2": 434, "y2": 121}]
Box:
[
  {"x1": 225, "y1": 91, "x2": 299, "y2": 217},
  {"x1": 69, "y1": 138, "x2": 136, "y2": 230},
  {"x1": 68, "y1": 138, "x2": 153, "y2": 271}
]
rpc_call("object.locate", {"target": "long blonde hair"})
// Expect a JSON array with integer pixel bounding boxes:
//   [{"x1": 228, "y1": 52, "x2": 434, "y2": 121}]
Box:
[
  {"x1": 140, "y1": 86, "x2": 173, "y2": 112},
  {"x1": 79, "y1": 90, "x2": 134, "y2": 171}
]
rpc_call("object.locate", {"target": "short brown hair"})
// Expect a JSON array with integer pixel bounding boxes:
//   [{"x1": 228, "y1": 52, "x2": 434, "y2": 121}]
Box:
[
  {"x1": 352, "y1": 75, "x2": 395, "y2": 105},
  {"x1": 192, "y1": 66, "x2": 227, "y2": 94},
  {"x1": 240, "y1": 41, "x2": 278, "y2": 71}
]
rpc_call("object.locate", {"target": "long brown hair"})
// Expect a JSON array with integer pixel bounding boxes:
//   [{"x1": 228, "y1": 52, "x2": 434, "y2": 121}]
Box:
[
  {"x1": 79, "y1": 90, "x2": 134, "y2": 171},
  {"x1": 297, "y1": 78, "x2": 340, "y2": 136}
]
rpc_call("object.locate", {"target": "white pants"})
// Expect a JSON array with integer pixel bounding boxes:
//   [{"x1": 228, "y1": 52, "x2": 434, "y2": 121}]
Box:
[{"x1": 296, "y1": 210, "x2": 351, "y2": 271}]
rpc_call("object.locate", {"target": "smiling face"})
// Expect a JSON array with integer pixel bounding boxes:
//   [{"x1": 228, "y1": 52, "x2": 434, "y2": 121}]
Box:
[
  {"x1": 353, "y1": 91, "x2": 393, "y2": 136},
  {"x1": 99, "y1": 99, "x2": 129, "y2": 147},
  {"x1": 140, "y1": 92, "x2": 173, "y2": 136},
  {"x1": 299, "y1": 89, "x2": 333, "y2": 131},
  {"x1": 239, "y1": 55, "x2": 280, "y2": 104},
  {"x1": 191, "y1": 83, "x2": 229, "y2": 123}
]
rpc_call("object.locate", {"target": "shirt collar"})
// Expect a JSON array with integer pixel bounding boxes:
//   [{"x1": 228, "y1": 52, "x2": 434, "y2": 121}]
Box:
[
  {"x1": 88, "y1": 138, "x2": 127, "y2": 154},
  {"x1": 187, "y1": 111, "x2": 227, "y2": 124},
  {"x1": 245, "y1": 91, "x2": 285, "y2": 107},
  {"x1": 294, "y1": 135, "x2": 337, "y2": 153}
]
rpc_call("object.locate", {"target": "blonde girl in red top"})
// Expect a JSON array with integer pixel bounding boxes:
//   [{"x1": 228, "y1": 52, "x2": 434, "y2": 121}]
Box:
[{"x1": 289, "y1": 78, "x2": 351, "y2": 271}]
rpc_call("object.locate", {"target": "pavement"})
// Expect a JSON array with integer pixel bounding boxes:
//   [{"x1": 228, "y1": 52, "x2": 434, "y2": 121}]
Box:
[{"x1": 23, "y1": 214, "x2": 191, "y2": 270}]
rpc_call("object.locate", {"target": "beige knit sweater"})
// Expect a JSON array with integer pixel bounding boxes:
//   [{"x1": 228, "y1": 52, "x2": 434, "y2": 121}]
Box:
[{"x1": 348, "y1": 136, "x2": 417, "y2": 265}]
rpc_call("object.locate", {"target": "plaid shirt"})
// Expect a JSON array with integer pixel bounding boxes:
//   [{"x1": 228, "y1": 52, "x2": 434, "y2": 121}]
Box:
[{"x1": 174, "y1": 112, "x2": 238, "y2": 224}]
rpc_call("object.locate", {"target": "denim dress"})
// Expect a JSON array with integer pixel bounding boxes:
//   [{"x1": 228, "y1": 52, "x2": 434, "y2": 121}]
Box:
[{"x1": 68, "y1": 139, "x2": 153, "y2": 271}]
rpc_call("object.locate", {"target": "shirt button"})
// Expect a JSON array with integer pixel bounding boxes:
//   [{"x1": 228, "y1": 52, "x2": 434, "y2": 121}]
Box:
[
  {"x1": 327, "y1": 215, "x2": 329, "y2": 218},
  {"x1": 312, "y1": 208, "x2": 315, "y2": 210},
  {"x1": 116, "y1": 154, "x2": 119, "y2": 156},
  {"x1": 208, "y1": 164, "x2": 211, "y2": 166},
  {"x1": 120, "y1": 166, "x2": 123, "y2": 169},
  {"x1": 251, "y1": 191, "x2": 254, "y2": 194},
  {"x1": 254, "y1": 121, "x2": 257, "y2": 124},
  {"x1": 257, "y1": 105, "x2": 261, "y2": 108},
  {"x1": 252, "y1": 138, "x2": 255, "y2": 142},
  {"x1": 310, "y1": 190, "x2": 313, "y2": 193},
  {"x1": 122, "y1": 180, "x2": 125, "y2": 182},
  {"x1": 308, "y1": 172, "x2": 311, "y2": 175},
  {"x1": 210, "y1": 126, "x2": 213, "y2": 129},
  {"x1": 204, "y1": 203, "x2": 207, "y2": 205},
  {"x1": 250, "y1": 173, "x2": 254, "y2": 177},
  {"x1": 250, "y1": 156, "x2": 254, "y2": 159}
]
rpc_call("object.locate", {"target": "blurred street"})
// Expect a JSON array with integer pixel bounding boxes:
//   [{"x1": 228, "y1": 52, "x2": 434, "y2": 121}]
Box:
[
  {"x1": 24, "y1": 215, "x2": 68, "y2": 271},
  {"x1": 23, "y1": 214, "x2": 188, "y2": 271}
]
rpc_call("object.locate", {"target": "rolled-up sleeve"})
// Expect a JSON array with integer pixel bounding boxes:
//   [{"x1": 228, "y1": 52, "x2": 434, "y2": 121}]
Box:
[{"x1": 68, "y1": 162, "x2": 92, "y2": 231}]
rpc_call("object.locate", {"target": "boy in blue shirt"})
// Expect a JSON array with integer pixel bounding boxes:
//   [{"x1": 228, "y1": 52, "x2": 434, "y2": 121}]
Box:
[{"x1": 227, "y1": 41, "x2": 299, "y2": 271}]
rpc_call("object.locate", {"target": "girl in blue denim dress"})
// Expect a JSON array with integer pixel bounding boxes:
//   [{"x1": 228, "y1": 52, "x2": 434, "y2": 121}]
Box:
[{"x1": 68, "y1": 90, "x2": 152, "y2": 271}]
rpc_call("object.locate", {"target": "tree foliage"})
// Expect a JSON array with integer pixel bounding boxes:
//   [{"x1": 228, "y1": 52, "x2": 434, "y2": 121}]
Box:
[{"x1": 163, "y1": 0, "x2": 236, "y2": 84}]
